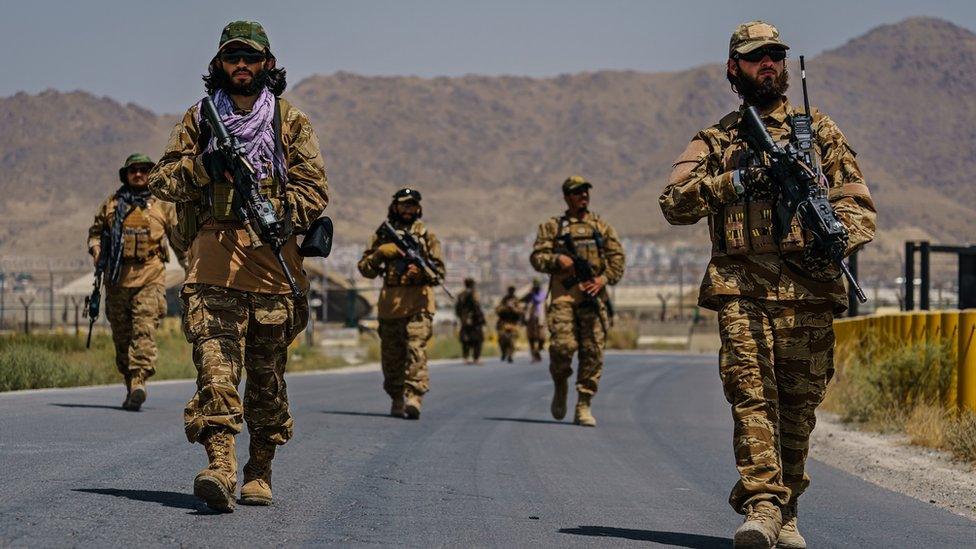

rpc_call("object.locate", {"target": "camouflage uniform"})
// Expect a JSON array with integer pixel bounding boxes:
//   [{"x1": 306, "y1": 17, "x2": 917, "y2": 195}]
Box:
[
  {"x1": 495, "y1": 292, "x2": 523, "y2": 362},
  {"x1": 530, "y1": 183, "x2": 626, "y2": 399},
  {"x1": 148, "y1": 77, "x2": 328, "y2": 446},
  {"x1": 357, "y1": 210, "x2": 445, "y2": 411},
  {"x1": 660, "y1": 54, "x2": 876, "y2": 515},
  {"x1": 521, "y1": 284, "x2": 547, "y2": 362},
  {"x1": 88, "y1": 153, "x2": 183, "y2": 408},
  {"x1": 454, "y1": 287, "x2": 486, "y2": 362}
]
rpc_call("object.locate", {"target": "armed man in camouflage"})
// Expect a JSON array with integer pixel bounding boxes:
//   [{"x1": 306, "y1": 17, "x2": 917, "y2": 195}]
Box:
[
  {"x1": 495, "y1": 285, "x2": 522, "y2": 363},
  {"x1": 455, "y1": 277, "x2": 486, "y2": 364},
  {"x1": 660, "y1": 21, "x2": 876, "y2": 549},
  {"x1": 148, "y1": 21, "x2": 328, "y2": 512},
  {"x1": 358, "y1": 188, "x2": 445, "y2": 420},
  {"x1": 88, "y1": 153, "x2": 184, "y2": 411},
  {"x1": 530, "y1": 176, "x2": 625, "y2": 427},
  {"x1": 520, "y1": 278, "x2": 546, "y2": 362}
]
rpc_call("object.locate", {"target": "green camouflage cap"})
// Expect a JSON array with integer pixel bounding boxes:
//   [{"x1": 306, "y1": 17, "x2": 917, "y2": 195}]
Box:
[
  {"x1": 218, "y1": 20, "x2": 270, "y2": 53},
  {"x1": 561, "y1": 175, "x2": 592, "y2": 194},
  {"x1": 123, "y1": 153, "x2": 154, "y2": 168},
  {"x1": 729, "y1": 20, "x2": 789, "y2": 57}
]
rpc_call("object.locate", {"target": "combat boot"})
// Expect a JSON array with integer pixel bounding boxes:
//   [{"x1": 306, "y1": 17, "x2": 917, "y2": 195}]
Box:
[
  {"x1": 127, "y1": 371, "x2": 147, "y2": 411},
  {"x1": 121, "y1": 375, "x2": 133, "y2": 410},
  {"x1": 734, "y1": 500, "x2": 782, "y2": 549},
  {"x1": 193, "y1": 429, "x2": 238, "y2": 513},
  {"x1": 240, "y1": 437, "x2": 276, "y2": 506},
  {"x1": 390, "y1": 395, "x2": 406, "y2": 417},
  {"x1": 776, "y1": 501, "x2": 806, "y2": 549},
  {"x1": 551, "y1": 378, "x2": 568, "y2": 420},
  {"x1": 404, "y1": 391, "x2": 422, "y2": 420},
  {"x1": 573, "y1": 393, "x2": 597, "y2": 427}
]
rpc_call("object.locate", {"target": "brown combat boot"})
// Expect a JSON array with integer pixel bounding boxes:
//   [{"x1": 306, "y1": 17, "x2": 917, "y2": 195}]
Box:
[
  {"x1": 734, "y1": 500, "x2": 782, "y2": 549},
  {"x1": 390, "y1": 395, "x2": 406, "y2": 418},
  {"x1": 776, "y1": 501, "x2": 806, "y2": 549},
  {"x1": 550, "y1": 378, "x2": 568, "y2": 420},
  {"x1": 193, "y1": 429, "x2": 238, "y2": 513},
  {"x1": 574, "y1": 393, "x2": 597, "y2": 427},
  {"x1": 404, "y1": 391, "x2": 422, "y2": 420},
  {"x1": 240, "y1": 437, "x2": 276, "y2": 506},
  {"x1": 121, "y1": 375, "x2": 133, "y2": 410},
  {"x1": 127, "y1": 371, "x2": 147, "y2": 411}
]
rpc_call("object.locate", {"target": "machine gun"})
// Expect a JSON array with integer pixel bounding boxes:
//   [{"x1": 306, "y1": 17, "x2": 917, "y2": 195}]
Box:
[
  {"x1": 378, "y1": 220, "x2": 454, "y2": 300},
  {"x1": 737, "y1": 56, "x2": 866, "y2": 303},
  {"x1": 84, "y1": 232, "x2": 109, "y2": 348},
  {"x1": 556, "y1": 232, "x2": 615, "y2": 318},
  {"x1": 200, "y1": 96, "x2": 301, "y2": 298}
]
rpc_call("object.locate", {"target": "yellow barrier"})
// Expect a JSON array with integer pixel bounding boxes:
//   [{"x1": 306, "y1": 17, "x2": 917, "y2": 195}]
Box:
[{"x1": 834, "y1": 309, "x2": 976, "y2": 412}]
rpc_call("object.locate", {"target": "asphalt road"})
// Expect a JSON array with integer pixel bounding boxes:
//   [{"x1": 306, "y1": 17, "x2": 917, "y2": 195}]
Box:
[{"x1": 1, "y1": 352, "x2": 974, "y2": 548}]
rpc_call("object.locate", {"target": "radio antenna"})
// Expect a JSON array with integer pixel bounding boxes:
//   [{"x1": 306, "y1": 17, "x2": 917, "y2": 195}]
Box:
[{"x1": 800, "y1": 55, "x2": 812, "y2": 116}]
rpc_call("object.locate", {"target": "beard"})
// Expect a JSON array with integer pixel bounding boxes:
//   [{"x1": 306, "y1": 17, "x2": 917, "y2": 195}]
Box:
[
  {"x1": 216, "y1": 66, "x2": 270, "y2": 96},
  {"x1": 734, "y1": 65, "x2": 790, "y2": 107},
  {"x1": 398, "y1": 211, "x2": 417, "y2": 224}
]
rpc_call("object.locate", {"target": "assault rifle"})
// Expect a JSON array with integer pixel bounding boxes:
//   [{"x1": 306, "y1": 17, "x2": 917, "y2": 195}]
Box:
[
  {"x1": 200, "y1": 96, "x2": 301, "y2": 298},
  {"x1": 739, "y1": 101, "x2": 866, "y2": 303},
  {"x1": 84, "y1": 232, "x2": 109, "y2": 348},
  {"x1": 556, "y1": 232, "x2": 615, "y2": 318},
  {"x1": 378, "y1": 220, "x2": 454, "y2": 300}
]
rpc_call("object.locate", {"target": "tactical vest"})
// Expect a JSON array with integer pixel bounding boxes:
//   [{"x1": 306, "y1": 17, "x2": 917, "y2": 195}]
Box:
[
  {"x1": 555, "y1": 216, "x2": 607, "y2": 275},
  {"x1": 379, "y1": 222, "x2": 433, "y2": 287},
  {"x1": 120, "y1": 200, "x2": 164, "y2": 262},
  {"x1": 707, "y1": 107, "x2": 816, "y2": 256}
]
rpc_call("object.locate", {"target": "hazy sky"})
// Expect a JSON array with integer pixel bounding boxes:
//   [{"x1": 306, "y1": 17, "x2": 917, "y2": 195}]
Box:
[{"x1": 2, "y1": 0, "x2": 974, "y2": 113}]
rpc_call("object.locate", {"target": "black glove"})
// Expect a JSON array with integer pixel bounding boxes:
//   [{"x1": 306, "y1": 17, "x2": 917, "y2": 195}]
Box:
[
  {"x1": 201, "y1": 150, "x2": 229, "y2": 183},
  {"x1": 801, "y1": 244, "x2": 835, "y2": 275},
  {"x1": 739, "y1": 166, "x2": 773, "y2": 196}
]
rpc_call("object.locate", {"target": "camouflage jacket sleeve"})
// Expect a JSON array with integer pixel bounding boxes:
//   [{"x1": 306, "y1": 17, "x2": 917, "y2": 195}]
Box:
[
  {"x1": 148, "y1": 106, "x2": 210, "y2": 203},
  {"x1": 597, "y1": 219, "x2": 626, "y2": 286},
  {"x1": 530, "y1": 218, "x2": 560, "y2": 274},
  {"x1": 87, "y1": 196, "x2": 113, "y2": 252},
  {"x1": 159, "y1": 201, "x2": 188, "y2": 270},
  {"x1": 816, "y1": 113, "x2": 877, "y2": 255},
  {"x1": 423, "y1": 230, "x2": 446, "y2": 285},
  {"x1": 282, "y1": 104, "x2": 329, "y2": 232},
  {"x1": 357, "y1": 233, "x2": 383, "y2": 279},
  {"x1": 659, "y1": 136, "x2": 740, "y2": 225}
]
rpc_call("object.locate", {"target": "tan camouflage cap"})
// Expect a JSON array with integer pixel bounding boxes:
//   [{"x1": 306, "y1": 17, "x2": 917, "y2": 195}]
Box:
[
  {"x1": 562, "y1": 175, "x2": 592, "y2": 194},
  {"x1": 218, "y1": 20, "x2": 271, "y2": 53},
  {"x1": 729, "y1": 21, "x2": 789, "y2": 57}
]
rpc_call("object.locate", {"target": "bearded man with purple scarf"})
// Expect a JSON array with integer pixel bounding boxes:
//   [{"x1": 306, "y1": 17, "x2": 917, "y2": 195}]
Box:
[{"x1": 148, "y1": 21, "x2": 328, "y2": 513}]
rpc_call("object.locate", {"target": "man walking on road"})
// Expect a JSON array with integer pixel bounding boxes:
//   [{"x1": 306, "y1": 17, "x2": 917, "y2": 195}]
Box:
[
  {"x1": 357, "y1": 188, "x2": 446, "y2": 420},
  {"x1": 494, "y1": 285, "x2": 522, "y2": 363},
  {"x1": 660, "y1": 21, "x2": 876, "y2": 548},
  {"x1": 520, "y1": 278, "x2": 546, "y2": 363},
  {"x1": 530, "y1": 176, "x2": 625, "y2": 427},
  {"x1": 148, "y1": 20, "x2": 329, "y2": 512},
  {"x1": 88, "y1": 153, "x2": 184, "y2": 411},
  {"x1": 455, "y1": 278, "x2": 486, "y2": 364}
]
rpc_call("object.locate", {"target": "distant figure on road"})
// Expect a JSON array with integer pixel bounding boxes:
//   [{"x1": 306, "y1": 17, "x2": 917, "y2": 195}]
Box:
[
  {"x1": 520, "y1": 278, "x2": 546, "y2": 362},
  {"x1": 148, "y1": 20, "x2": 329, "y2": 513},
  {"x1": 358, "y1": 188, "x2": 445, "y2": 420},
  {"x1": 454, "y1": 278, "x2": 486, "y2": 364},
  {"x1": 87, "y1": 153, "x2": 184, "y2": 412},
  {"x1": 530, "y1": 176, "x2": 625, "y2": 427},
  {"x1": 660, "y1": 20, "x2": 876, "y2": 549},
  {"x1": 494, "y1": 286, "x2": 522, "y2": 363}
]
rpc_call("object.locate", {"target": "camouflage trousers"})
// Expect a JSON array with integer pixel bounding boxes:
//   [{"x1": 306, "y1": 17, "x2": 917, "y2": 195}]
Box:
[
  {"x1": 547, "y1": 299, "x2": 607, "y2": 395},
  {"x1": 378, "y1": 312, "x2": 433, "y2": 399},
  {"x1": 497, "y1": 322, "x2": 519, "y2": 360},
  {"x1": 459, "y1": 325, "x2": 484, "y2": 360},
  {"x1": 105, "y1": 284, "x2": 166, "y2": 381},
  {"x1": 718, "y1": 297, "x2": 835, "y2": 513},
  {"x1": 180, "y1": 283, "x2": 308, "y2": 445},
  {"x1": 526, "y1": 318, "x2": 546, "y2": 361}
]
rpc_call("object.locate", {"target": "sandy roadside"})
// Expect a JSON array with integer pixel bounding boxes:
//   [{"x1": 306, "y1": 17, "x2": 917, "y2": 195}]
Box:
[{"x1": 811, "y1": 412, "x2": 976, "y2": 521}]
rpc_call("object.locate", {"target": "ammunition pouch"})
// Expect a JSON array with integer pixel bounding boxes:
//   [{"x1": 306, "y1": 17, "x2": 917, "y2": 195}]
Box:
[{"x1": 712, "y1": 199, "x2": 807, "y2": 256}]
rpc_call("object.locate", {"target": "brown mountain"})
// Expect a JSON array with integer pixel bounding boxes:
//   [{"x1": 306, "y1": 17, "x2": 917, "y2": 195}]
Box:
[{"x1": 1, "y1": 17, "x2": 972, "y2": 278}]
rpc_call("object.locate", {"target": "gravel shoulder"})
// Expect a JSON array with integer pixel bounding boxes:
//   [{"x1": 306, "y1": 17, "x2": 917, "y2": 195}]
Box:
[{"x1": 811, "y1": 412, "x2": 976, "y2": 521}]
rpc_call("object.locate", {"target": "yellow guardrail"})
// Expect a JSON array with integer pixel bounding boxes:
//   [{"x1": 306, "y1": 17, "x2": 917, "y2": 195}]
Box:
[{"x1": 834, "y1": 310, "x2": 976, "y2": 411}]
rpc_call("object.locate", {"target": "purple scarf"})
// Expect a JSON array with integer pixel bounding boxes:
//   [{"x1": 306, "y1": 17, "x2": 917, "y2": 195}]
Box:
[
  {"x1": 528, "y1": 288, "x2": 545, "y2": 318},
  {"x1": 199, "y1": 87, "x2": 287, "y2": 183}
]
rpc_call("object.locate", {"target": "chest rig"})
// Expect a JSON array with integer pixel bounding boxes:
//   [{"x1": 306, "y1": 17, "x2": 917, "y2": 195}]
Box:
[
  {"x1": 713, "y1": 108, "x2": 817, "y2": 256},
  {"x1": 380, "y1": 222, "x2": 432, "y2": 287},
  {"x1": 120, "y1": 203, "x2": 158, "y2": 262},
  {"x1": 555, "y1": 216, "x2": 606, "y2": 275}
]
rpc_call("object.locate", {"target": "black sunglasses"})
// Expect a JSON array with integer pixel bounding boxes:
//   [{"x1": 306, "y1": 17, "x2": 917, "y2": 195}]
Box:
[
  {"x1": 737, "y1": 48, "x2": 787, "y2": 63},
  {"x1": 219, "y1": 49, "x2": 267, "y2": 64},
  {"x1": 127, "y1": 166, "x2": 151, "y2": 174}
]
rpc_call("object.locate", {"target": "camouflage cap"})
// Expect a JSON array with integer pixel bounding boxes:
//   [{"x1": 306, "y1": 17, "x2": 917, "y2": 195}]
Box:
[
  {"x1": 123, "y1": 153, "x2": 154, "y2": 168},
  {"x1": 218, "y1": 20, "x2": 270, "y2": 53},
  {"x1": 393, "y1": 187, "x2": 422, "y2": 203},
  {"x1": 729, "y1": 20, "x2": 789, "y2": 57},
  {"x1": 562, "y1": 175, "x2": 592, "y2": 194}
]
